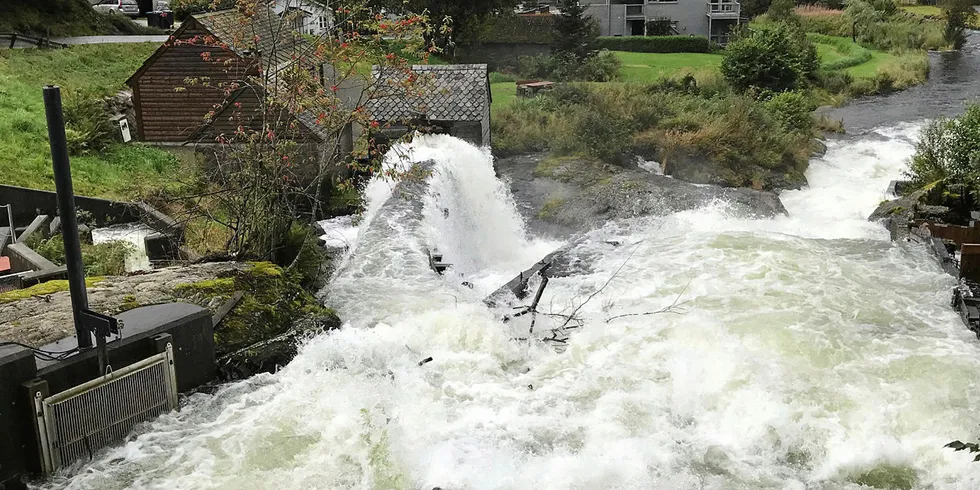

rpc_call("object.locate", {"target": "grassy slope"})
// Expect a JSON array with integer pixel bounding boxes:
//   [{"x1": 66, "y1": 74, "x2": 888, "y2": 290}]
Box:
[
  {"x1": 0, "y1": 43, "x2": 178, "y2": 199},
  {"x1": 0, "y1": 0, "x2": 161, "y2": 37}
]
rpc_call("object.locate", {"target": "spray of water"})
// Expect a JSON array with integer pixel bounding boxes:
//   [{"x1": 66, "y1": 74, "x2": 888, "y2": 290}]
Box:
[{"x1": 38, "y1": 128, "x2": 980, "y2": 490}]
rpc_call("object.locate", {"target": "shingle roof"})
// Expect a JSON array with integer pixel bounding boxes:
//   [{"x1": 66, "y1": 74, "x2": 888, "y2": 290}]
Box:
[
  {"x1": 368, "y1": 64, "x2": 490, "y2": 122},
  {"x1": 193, "y1": 8, "x2": 311, "y2": 75}
]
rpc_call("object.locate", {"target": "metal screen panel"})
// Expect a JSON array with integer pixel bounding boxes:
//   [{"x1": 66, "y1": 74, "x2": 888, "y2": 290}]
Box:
[{"x1": 37, "y1": 344, "x2": 178, "y2": 472}]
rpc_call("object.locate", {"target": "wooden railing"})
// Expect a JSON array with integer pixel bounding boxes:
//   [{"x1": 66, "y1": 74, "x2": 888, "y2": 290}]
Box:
[{"x1": 0, "y1": 33, "x2": 68, "y2": 49}]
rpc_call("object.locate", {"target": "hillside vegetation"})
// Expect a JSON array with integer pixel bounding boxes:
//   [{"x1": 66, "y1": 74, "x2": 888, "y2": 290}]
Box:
[
  {"x1": 0, "y1": 0, "x2": 160, "y2": 37},
  {"x1": 0, "y1": 43, "x2": 177, "y2": 198}
]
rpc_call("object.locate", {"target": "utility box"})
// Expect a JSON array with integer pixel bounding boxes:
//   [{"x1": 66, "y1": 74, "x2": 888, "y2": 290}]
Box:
[{"x1": 111, "y1": 115, "x2": 132, "y2": 143}]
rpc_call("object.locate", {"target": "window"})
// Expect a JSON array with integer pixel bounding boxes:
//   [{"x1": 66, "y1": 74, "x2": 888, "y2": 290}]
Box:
[{"x1": 318, "y1": 15, "x2": 329, "y2": 31}]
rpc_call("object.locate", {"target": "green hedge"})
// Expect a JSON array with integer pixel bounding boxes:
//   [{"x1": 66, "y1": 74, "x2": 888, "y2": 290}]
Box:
[{"x1": 597, "y1": 35, "x2": 711, "y2": 53}]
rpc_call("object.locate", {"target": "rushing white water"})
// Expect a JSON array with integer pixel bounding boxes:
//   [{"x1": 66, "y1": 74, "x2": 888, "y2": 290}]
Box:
[
  {"x1": 41, "y1": 129, "x2": 980, "y2": 490},
  {"x1": 90, "y1": 223, "x2": 154, "y2": 272}
]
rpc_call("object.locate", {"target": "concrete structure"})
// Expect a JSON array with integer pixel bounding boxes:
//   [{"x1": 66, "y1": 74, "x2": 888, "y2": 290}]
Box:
[
  {"x1": 368, "y1": 64, "x2": 492, "y2": 147},
  {"x1": 583, "y1": 0, "x2": 741, "y2": 44},
  {"x1": 0, "y1": 303, "x2": 215, "y2": 487}
]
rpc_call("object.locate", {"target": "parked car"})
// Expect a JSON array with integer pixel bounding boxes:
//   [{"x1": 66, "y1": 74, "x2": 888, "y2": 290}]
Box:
[
  {"x1": 92, "y1": 0, "x2": 140, "y2": 17},
  {"x1": 155, "y1": 0, "x2": 171, "y2": 10}
]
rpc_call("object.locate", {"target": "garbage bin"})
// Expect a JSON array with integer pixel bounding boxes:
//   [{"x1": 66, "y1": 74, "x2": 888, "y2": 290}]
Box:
[
  {"x1": 146, "y1": 11, "x2": 160, "y2": 28},
  {"x1": 158, "y1": 10, "x2": 174, "y2": 29}
]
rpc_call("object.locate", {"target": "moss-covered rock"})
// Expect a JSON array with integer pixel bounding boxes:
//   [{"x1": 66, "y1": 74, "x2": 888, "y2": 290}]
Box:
[
  {"x1": 172, "y1": 261, "x2": 333, "y2": 358},
  {"x1": 0, "y1": 277, "x2": 105, "y2": 305}
]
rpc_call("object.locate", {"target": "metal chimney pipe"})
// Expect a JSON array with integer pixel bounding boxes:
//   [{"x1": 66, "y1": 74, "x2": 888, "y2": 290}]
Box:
[{"x1": 43, "y1": 85, "x2": 93, "y2": 350}]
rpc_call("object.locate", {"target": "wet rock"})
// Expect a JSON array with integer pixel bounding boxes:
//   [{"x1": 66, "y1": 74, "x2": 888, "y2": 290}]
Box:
[
  {"x1": 868, "y1": 186, "x2": 930, "y2": 241},
  {"x1": 216, "y1": 312, "x2": 341, "y2": 380},
  {"x1": 496, "y1": 154, "x2": 787, "y2": 235}
]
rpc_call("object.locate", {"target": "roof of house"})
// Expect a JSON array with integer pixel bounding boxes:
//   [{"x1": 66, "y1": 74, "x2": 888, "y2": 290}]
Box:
[
  {"x1": 192, "y1": 8, "x2": 311, "y2": 74},
  {"x1": 126, "y1": 7, "x2": 311, "y2": 87},
  {"x1": 367, "y1": 64, "x2": 490, "y2": 123}
]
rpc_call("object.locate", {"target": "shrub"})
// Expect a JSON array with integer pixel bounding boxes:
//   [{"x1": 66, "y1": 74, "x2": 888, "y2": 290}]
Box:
[
  {"x1": 518, "y1": 51, "x2": 620, "y2": 82},
  {"x1": 817, "y1": 70, "x2": 855, "y2": 93},
  {"x1": 645, "y1": 17, "x2": 674, "y2": 36},
  {"x1": 574, "y1": 108, "x2": 632, "y2": 163},
  {"x1": 577, "y1": 50, "x2": 621, "y2": 82},
  {"x1": 721, "y1": 23, "x2": 819, "y2": 92},
  {"x1": 597, "y1": 36, "x2": 711, "y2": 53},
  {"x1": 32, "y1": 236, "x2": 133, "y2": 277},
  {"x1": 489, "y1": 72, "x2": 518, "y2": 83},
  {"x1": 518, "y1": 54, "x2": 557, "y2": 79},
  {"x1": 907, "y1": 104, "x2": 980, "y2": 196},
  {"x1": 763, "y1": 90, "x2": 815, "y2": 133},
  {"x1": 62, "y1": 91, "x2": 114, "y2": 156},
  {"x1": 491, "y1": 83, "x2": 812, "y2": 188}
]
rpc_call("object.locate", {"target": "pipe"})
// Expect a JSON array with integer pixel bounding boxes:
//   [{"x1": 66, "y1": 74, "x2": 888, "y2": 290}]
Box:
[{"x1": 43, "y1": 85, "x2": 92, "y2": 350}]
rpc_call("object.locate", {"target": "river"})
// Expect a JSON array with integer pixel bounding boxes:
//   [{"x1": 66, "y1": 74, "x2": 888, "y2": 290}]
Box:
[{"x1": 38, "y1": 36, "x2": 980, "y2": 490}]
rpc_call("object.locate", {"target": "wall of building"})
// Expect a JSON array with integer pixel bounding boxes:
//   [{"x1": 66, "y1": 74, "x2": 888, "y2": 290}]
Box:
[
  {"x1": 132, "y1": 20, "x2": 255, "y2": 142},
  {"x1": 585, "y1": 2, "x2": 714, "y2": 37}
]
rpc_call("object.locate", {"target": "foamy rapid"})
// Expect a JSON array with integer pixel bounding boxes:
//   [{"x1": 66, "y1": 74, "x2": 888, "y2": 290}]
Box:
[{"x1": 37, "y1": 128, "x2": 980, "y2": 490}]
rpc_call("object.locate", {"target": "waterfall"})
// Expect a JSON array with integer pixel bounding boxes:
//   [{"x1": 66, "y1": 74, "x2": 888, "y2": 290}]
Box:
[{"x1": 39, "y1": 131, "x2": 980, "y2": 490}]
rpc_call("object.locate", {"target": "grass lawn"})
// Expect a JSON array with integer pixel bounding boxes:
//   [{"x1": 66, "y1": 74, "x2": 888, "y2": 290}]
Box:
[
  {"x1": 810, "y1": 34, "x2": 899, "y2": 78},
  {"x1": 0, "y1": 43, "x2": 179, "y2": 200},
  {"x1": 614, "y1": 51, "x2": 724, "y2": 83},
  {"x1": 491, "y1": 82, "x2": 518, "y2": 115}
]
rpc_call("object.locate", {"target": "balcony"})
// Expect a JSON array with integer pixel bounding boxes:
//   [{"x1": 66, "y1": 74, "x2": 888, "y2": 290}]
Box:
[
  {"x1": 706, "y1": 0, "x2": 740, "y2": 18},
  {"x1": 625, "y1": 4, "x2": 644, "y2": 17}
]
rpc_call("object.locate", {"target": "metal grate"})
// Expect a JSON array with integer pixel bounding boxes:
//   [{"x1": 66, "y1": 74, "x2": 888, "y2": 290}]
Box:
[{"x1": 35, "y1": 344, "x2": 178, "y2": 472}]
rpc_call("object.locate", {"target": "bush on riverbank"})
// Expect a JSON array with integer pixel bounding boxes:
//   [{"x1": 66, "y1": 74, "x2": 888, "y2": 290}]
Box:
[
  {"x1": 492, "y1": 82, "x2": 812, "y2": 189},
  {"x1": 785, "y1": 1, "x2": 948, "y2": 51},
  {"x1": 906, "y1": 103, "x2": 980, "y2": 198},
  {"x1": 721, "y1": 22, "x2": 819, "y2": 92}
]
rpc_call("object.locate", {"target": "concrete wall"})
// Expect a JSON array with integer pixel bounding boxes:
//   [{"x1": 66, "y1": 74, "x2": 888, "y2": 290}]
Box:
[
  {"x1": 0, "y1": 302, "x2": 215, "y2": 486},
  {"x1": 0, "y1": 186, "x2": 138, "y2": 229}
]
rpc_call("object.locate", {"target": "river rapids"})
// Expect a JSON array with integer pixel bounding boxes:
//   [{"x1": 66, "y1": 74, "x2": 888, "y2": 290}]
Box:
[{"x1": 37, "y1": 127, "x2": 980, "y2": 489}]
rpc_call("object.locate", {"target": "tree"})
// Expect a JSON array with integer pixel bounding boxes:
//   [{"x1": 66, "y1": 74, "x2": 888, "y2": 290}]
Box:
[
  {"x1": 552, "y1": 0, "x2": 599, "y2": 64},
  {"x1": 944, "y1": 0, "x2": 976, "y2": 49},
  {"x1": 323, "y1": 0, "x2": 518, "y2": 45},
  {"x1": 766, "y1": 0, "x2": 797, "y2": 23},
  {"x1": 720, "y1": 23, "x2": 818, "y2": 92},
  {"x1": 907, "y1": 103, "x2": 980, "y2": 196}
]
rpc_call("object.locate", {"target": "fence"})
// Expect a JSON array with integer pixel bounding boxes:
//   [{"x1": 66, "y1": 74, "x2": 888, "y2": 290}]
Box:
[{"x1": 0, "y1": 33, "x2": 68, "y2": 49}]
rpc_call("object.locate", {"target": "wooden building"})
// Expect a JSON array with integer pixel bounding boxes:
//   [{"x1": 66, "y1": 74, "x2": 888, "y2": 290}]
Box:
[
  {"x1": 368, "y1": 64, "x2": 492, "y2": 147},
  {"x1": 125, "y1": 8, "x2": 312, "y2": 143}
]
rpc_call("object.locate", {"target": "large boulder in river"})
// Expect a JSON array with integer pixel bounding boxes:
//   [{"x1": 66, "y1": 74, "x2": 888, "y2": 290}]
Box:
[{"x1": 496, "y1": 154, "x2": 787, "y2": 234}]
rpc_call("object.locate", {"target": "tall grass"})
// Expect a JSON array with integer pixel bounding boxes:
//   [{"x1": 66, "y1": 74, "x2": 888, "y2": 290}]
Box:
[{"x1": 492, "y1": 83, "x2": 811, "y2": 188}]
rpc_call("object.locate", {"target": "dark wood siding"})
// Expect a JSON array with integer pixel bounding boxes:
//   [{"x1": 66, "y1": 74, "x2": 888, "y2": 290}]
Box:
[{"x1": 132, "y1": 21, "x2": 256, "y2": 142}]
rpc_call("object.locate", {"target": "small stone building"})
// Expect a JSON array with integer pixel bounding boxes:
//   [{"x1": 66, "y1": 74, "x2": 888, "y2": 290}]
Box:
[{"x1": 368, "y1": 64, "x2": 492, "y2": 147}]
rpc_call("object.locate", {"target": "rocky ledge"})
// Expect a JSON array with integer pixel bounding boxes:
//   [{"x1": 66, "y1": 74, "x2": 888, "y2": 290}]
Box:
[{"x1": 496, "y1": 153, "x2": 788, "y2": 235}]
